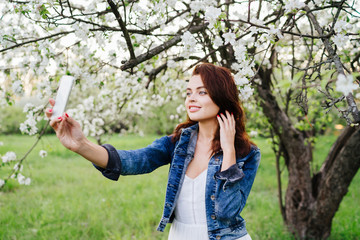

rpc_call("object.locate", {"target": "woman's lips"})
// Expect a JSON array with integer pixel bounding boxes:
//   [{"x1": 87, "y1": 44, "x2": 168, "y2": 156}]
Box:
[{"x1": 188, "y1": 106, "x2": 201, "y2": 112}]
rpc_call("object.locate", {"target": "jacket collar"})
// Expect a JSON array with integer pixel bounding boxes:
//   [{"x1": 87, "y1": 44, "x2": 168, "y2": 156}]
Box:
[{"x1": 181, "y1": 123, "x2": 199, "y2": 134}]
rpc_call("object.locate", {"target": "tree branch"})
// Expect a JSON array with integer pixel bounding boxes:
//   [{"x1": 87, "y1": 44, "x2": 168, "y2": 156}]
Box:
[
  {"x1": 120, "y1": 24, "x2": 208, "y2": 70},
  {"x1": 0, "y1": 31, "x2": 74, "y2": 53},
  {"x1": 304, "y1": 5, "x2": 360, "y2": 123},
  {"x1": 107, "y1": 0, "x2": 136, "y2": 60},
  {"x1": 312, "y1": 126, "x2": 360, "y2": 232}
]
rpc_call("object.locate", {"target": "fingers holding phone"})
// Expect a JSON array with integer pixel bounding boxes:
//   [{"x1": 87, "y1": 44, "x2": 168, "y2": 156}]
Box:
[
  {"x1": 46, "y1": 75, "x2": 74, "y2": 130},
  {"x1": 45, "y1": 98, "x2": 55, "y2": 119}
]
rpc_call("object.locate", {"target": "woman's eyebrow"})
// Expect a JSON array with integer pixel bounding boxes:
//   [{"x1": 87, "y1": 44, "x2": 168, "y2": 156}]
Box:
[{"x1": 186, "y1": 86, "x2": 206, "y2": 90}]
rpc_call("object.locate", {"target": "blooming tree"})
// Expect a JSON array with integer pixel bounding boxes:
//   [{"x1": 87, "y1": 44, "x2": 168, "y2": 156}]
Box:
[{"x1": 0, "y1": 0, "x2": 360, "y2": 239}]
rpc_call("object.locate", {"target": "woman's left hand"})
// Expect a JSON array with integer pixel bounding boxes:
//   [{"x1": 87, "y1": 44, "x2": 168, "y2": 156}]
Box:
[{"x1": 217, "y1": 110, "x2": 236, "y2": 153}]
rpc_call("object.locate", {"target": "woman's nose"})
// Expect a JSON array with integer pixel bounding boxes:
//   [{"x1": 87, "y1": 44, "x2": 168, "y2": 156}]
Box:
[{"x1": 188, "y1": 93, "x2": 196, "y2": 101}]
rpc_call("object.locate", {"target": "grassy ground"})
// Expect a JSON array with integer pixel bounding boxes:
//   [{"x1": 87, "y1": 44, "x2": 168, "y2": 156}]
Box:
[{"x1": 0, "y1": 134, "x2": 359, "y2": 240}]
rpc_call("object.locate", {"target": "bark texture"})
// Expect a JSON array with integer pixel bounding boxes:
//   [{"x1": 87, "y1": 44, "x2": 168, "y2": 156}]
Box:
[{"x1": 257, "y1": 67, "x2": 360, "y2": 239}]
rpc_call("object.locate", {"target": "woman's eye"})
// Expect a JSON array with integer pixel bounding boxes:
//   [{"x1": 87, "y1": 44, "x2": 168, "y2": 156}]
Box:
[
  {"x1": 199, "y1": 91, "x2": 207, "y2": 95},
  {"x1": 186, "y1": 92, "x2": 191, "y2": 96}
]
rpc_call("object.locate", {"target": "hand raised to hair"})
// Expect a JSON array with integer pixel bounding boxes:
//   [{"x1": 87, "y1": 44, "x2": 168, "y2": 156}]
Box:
[
  {"x1": 217, "y1": 110, "x2": 236, "y2": 171},
  {"x1": 216, "y1": 110, "x2": 236, "y2": 153}
]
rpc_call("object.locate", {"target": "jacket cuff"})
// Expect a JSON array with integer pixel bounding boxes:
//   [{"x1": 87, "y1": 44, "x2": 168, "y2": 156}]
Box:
[
  {"x1": 93, "y1": 144, "x2": 122, "y2": 181},
  {"x1": 214, "y1": 164, "x2": 245, "y2": 189}
]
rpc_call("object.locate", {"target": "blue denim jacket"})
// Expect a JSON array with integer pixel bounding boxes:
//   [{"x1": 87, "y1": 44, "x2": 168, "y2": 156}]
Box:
[{"x1": 94, "y1": 123, "x2": 260, "y2": 240}]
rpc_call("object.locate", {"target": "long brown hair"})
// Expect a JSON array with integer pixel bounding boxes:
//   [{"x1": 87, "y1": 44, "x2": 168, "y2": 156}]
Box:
[{"x1": 171, "y1": 63, "x2": 254, "y2": 158}]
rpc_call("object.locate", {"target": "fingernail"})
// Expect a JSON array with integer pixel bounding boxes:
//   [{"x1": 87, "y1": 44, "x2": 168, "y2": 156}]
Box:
[
  {"x1": 58, "y1": 117, "x2": 62, "y2": 120},
  {"x1": 231, "y1": 112, "x2": 233, "y2": 115},
  {"x1": 49, "y1": 109, "x2": 52, "y2": 113},
  {"x1": 65, "y1": 113, "x2": 69, "y2": 117},
  {"x1": 217, "y1": 115, "x2": 219, "y2": 117}
]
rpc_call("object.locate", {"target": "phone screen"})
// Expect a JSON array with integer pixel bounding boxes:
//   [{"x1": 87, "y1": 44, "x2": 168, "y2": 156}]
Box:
[{"x1": 51, "y1": 75, "x2": 74, "y2": 120}]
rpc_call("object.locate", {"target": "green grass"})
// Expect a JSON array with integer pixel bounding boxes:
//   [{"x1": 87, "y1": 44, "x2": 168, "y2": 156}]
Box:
[{"x1": 0, "y1": 134, "x2": 359, "y2": 240}]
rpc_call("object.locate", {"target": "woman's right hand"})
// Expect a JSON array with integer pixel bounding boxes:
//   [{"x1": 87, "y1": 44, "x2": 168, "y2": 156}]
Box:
[{"x1": 46, "y1": 98, "x2": 86, "y2": 153}]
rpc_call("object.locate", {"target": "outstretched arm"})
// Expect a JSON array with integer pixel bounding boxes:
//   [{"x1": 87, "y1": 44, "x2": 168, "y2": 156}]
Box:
[{"x1": 46, "y1": 98, "x2": 108, "y2": 168}]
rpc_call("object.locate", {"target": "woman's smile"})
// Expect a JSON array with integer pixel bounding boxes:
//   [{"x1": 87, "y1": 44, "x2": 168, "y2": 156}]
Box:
[{"x1": 188, "y1": 105, "x2": 202, "y2": 112}]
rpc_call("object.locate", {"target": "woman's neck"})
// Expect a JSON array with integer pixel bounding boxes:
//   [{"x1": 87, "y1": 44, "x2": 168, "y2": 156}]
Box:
[{"x1": 197, "y1": 118, "x2": 218, "y2": 143}]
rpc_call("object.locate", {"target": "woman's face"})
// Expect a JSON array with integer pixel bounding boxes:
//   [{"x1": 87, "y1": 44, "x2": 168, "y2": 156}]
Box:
[{"x1": 185, "y1": 75, "x2": 220, "y2": 122}]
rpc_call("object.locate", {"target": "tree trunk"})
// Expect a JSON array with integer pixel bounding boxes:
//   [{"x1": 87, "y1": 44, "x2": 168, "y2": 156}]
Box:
[
  {"x1": 308, "y1": 126, "x2": 360, "y2": 239},
  {"x1": 256, "y1": 74, "x2": 360, "y2": 239}
]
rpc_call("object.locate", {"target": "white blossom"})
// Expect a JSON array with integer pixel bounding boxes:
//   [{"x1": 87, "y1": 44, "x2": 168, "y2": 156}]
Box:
[
  {"x1": 13, "y1": 163, "x2": 23, "y2": 172},
  {"x1": 234, "y1": 73, "x2": 249, "y2": 86},
  {"x1": 167, "y1": 60, "x2": 176, "y2": 68},
  {"x1": 239, "y1": 85, "x2": 254, "y2": 101},
  {"x1": 17, "y1": 173, "x2": 31, "y2": 185},
  {"x1": 213, "y1": 36, "x2": 223, "y2": 48},
  {"x1": 23, "y1": 103, "x2": 35, "y2": 113},
  {"x1": 190, "y1": 1, "x2": 207, "y2": 14},
  {"x1": 205, "y1": 6, "x2": 222, "y2": 28},
  {"x1": 19, "y1": 113, "x2": 38, "y2": 135},
  {"x1": 73, "y1": 23, "x2": 90, "y2": 41},
  {"x1": 233, "y1": 42, "x2": 247, "y2": 62},
  {"x1": 249, "y1": 130, "x2": 258, "y2": 138},
  {"x1": 284, "y1": 0, "x2": 305, "y2": 13},
  {"x1": 166, "y1": 0, "x2": 177, "y2": 8},
  {"x1": 336, "y1": 74, "x2": 358, "y2": 96},
  {"x1": 223, "y1": 31, "x2": 236, "y2": 45},
  {"x1": 0, "y1": 141, "x2": 3, "y2": 146},
  {"x1": 181, "y1": 31, "x2": 197, "y2": 57},
  {"x1": 0, "y1": 179, "x2": 5, "y2": 188},
  {"x1": 334, "y1": 19, "x2": 352, "y2": 33},
  {"x1": 332, "y1": 34, "x2": 349, "y2": 48},
  {"x1": 176, "y1": 104, "x2": 185, "y2": 114},
  {"x1": 181, "y1": 31, "x2": 197, "y2": 46},
  {"x1": 313, "y1": 0, "x2": 325, "y2": 6},
  {"x1": 2, "y1": 151, "x2": 17, "y2": 163},
  {"x1": 268, "y1": 25, "x2": 284, "y2": 39},
  {"x1": 39, "y1": 150, "x2": 47, "y2": 158},
  {"x1": 24, "y1": 177, "x2": 31, "y2": 185},
  {"x1": 12, "y1": 80, "x2": 23, "y2": 94}
]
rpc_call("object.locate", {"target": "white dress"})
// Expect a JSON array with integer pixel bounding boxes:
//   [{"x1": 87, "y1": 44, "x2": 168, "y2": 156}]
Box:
[{"x1": 168, "y1": 170, "x2": 252, "y2": 240}]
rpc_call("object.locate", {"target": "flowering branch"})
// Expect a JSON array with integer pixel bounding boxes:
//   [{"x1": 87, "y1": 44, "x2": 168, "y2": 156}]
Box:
[
  {"x1": 120, "y1": 24, "x2": 208, "y2": 70},
  {"x1": 0, "y1": 120, "x2": 49, "y2": 190},
  {"x1": 304, "y1": 5, "x2": 360, "y2": 123},
  {"x1": 0, "y1": 30, "x2": 74, "y2": 53},
  {"x1": 107, "y1": 0, "x2": 136, "y2": 60}
]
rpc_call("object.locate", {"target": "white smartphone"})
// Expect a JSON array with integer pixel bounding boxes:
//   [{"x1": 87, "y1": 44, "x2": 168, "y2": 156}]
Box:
[{"x1": 51, "y1": 75, "x2": 75, "y2": 120}]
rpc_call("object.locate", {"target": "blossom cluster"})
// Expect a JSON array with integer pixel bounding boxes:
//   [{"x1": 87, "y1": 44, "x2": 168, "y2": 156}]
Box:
[
  {"x1": 284, "y1": 0, "x2": 305, "y2": 14},
  {"x1": 19, "y1": 103, "x2": 45, "y2": 135},
  {"x1": 2, "y1": 151, "x2": 17, "y2": 163},
  {"x1": 336, "y1": 74, "x2": 359, "y2": 96},
  {"x1": 181, "y1": 31, "x2": 197, "y2": 58},
  {"x1": 0, "y1": 151, "x2": 31, "y2": 186}
]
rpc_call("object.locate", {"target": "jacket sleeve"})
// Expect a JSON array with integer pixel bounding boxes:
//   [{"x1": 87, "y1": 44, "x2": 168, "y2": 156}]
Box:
[
  {"x1": 93, "y1": 135, "x2": 174, "y2": 181},
  {"x1": 214, "y1": 146, "x2": 261, "y2": 220},
  {"x1": 214, "y1": 163, "x2": 245, "y2": 188}
]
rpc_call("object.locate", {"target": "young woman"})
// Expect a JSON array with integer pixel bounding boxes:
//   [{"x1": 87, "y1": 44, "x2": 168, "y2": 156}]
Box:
[{"x1": 46, "y1": 63, "x2": 260, "y2": 240}]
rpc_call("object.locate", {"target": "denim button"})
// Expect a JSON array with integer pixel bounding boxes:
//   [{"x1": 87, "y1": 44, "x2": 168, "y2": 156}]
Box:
[
  {"x1": 211, "y1": 195, "x2": 215, "y2": 201},
  {"x1": 216, "y1": 236, "x2": 221, "y2": 240},
  {"x1": 215, "y1": 158, "x2": 220, "y2": 163},
  {"x1": 211, "y1": 214, "x2": 216, "y2": 220}
]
